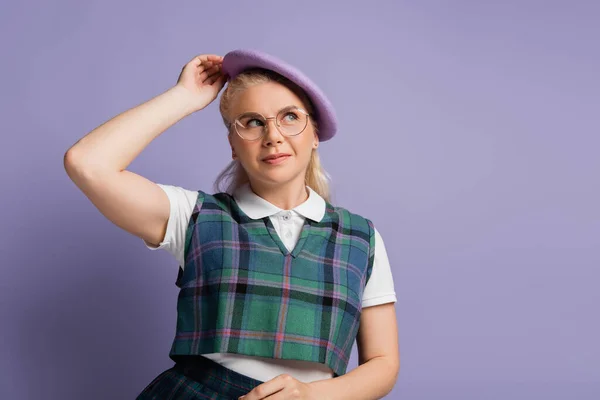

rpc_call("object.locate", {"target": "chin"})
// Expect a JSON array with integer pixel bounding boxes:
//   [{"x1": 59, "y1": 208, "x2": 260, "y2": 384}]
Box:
[{"x1": 254, "y1": 169, "x2": 301, "y2": 186}]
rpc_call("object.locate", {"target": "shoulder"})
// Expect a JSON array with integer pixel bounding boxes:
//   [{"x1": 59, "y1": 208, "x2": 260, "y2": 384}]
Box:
[
  {"x1": 325, "y1": 203, "x2": 375, "y2": 232},
  {"x1": 181, "y1": 189, "x2": 244, "y2": 225},
  {"x1": 191, "y1": 190, "x2": 236, "y2": 211},
  {"x1": 156, "y1": 184, "x2": 200, "y2": 203},
  {"x1": 156, "y1": 184, "x2": 233, "y2": 207},
  {"x1": 154, "y1": 185, "x2": 238, "y2": 222}
]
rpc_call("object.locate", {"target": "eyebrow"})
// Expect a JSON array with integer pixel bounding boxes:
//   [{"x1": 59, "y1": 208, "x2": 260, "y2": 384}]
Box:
[{"x1": 236, "y1": 104, "x2": 301, "y2": 117}]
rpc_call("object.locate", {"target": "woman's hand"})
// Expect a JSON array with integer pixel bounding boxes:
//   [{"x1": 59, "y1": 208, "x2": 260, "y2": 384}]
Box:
[
  {"x1": 239, "y1": 374, "x2": 328, "y2": 400},
  {"x1": 175, "y1": 54, "x2": 228, "y2": 112}
]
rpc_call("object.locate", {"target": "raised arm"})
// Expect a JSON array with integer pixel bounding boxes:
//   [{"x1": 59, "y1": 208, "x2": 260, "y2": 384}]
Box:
[{"x1": 64, "y1": 54, "x2": 226, "y2": 246}]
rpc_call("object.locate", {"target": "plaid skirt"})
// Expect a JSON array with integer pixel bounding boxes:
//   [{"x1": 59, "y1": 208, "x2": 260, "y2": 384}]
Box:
[{"x1": 136, "y1": 355, "x2": 265, "y2": 400}]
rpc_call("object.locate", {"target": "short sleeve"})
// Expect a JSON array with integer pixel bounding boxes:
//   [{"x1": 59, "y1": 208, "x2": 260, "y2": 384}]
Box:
[
  {"x1": 361, "y1": 227, "x2": 397, "y2": 308},
  {"x1": 142, "y1": 184, "x2": 199, "y2": 267}
]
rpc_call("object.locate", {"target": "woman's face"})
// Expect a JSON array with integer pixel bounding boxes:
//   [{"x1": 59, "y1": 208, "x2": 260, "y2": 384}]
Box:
[{"x1": 227, "y1": 81, "x2": 319, "y2": 189}]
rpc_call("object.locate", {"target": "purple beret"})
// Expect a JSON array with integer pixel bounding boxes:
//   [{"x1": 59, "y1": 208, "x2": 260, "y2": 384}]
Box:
[{"x1": 221, "y1": 49, "x2": 338, "y2": 142}]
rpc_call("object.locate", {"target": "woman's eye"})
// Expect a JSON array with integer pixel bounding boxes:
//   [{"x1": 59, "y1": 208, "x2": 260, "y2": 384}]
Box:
[
  {"x1": 283, "y1": 112, "x2": 299, "y2": 121},
  {"x1": 246, "y1": 118, "x2": 264, "y2": 127}
]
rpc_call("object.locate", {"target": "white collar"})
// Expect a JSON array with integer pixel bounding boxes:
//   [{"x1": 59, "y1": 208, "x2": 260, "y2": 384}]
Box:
[{"x1": 233, "y1": 183, "x2": 326, "y2": 222}]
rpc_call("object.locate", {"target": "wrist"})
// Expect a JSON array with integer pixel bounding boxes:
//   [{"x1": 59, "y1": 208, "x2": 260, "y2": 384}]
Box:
[
  {"x1": 307, "y1": 381, "x2": 336, "y2": 400},
  {"x1": 168, "y1": 84, "x2": 205, "y2": 115}
]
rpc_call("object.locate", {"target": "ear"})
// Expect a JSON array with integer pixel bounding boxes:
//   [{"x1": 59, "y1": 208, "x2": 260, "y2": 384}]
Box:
[
  {"x1": 228, "y1": 135, "x2": 237, "y2": 160},
  {"x1": 313, "y1": 132, "x2": 319, "y2": 149}
]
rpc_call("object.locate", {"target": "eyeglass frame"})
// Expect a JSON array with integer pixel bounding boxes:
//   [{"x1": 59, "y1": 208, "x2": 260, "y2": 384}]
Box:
[{"x1": 226, "y1": 106, "x2": 312, "y2": 141}]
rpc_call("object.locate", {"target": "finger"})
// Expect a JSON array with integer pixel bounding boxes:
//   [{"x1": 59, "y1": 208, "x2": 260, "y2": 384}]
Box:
[
  {"x1": 195, "y1": 62, "x2": 217, "y2": 80},
  {"x1": 241, "y1": 376, "x2": 287, "y2": 400},
  {"x1": 193, "y1": 54, "x2": 222, "y2": 66},
  {"x1": 258, "y1": 390, "x2": 289, "y2": 400},
  {"x1": 212, "y1": 72, "x2": 228, "y2": 89},
  {"x1": 198, "y1": 58, "x2": 223, "y2": 76},
  {"x1": 196, "y1": 61, "x2": 217, "y2": 75},
  {"x1": 205, "y1": 70, "x2": 225, "y2": 86},
  {"x1": 244, "y1": 387, "x2": 285, "y2": 400},
  {"x1": 199, "y1": 64, "x2": 221, "y2": 82}
]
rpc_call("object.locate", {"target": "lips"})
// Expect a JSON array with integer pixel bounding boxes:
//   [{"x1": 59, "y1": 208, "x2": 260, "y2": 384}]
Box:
[
  {"x1": 262, "y1": 153, "x2": 291, "y2": 165},
  {"x1": 262, "y1": 153, "x2": 291, "y2": 161}
]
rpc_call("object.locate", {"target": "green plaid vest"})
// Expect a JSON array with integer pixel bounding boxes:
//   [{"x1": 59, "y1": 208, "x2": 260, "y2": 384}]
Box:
[{"x1": 168, "y1": 190, "x2": 376, "y2": 377}]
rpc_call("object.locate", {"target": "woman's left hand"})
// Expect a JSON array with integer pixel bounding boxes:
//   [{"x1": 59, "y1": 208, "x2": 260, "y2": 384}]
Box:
[{"x1": 239, "y1": 374, "x2": 327, "y2": 400}]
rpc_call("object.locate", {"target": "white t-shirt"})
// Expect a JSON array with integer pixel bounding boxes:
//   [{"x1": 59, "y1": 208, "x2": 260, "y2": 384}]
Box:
[{"x1": 144, "y1": 183, "x2": 397, "y2": 382}]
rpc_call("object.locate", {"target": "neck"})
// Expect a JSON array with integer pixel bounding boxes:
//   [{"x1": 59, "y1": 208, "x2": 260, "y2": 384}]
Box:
[{"x1": 248, "y1": 176, "x2": 309, "y2": 210}]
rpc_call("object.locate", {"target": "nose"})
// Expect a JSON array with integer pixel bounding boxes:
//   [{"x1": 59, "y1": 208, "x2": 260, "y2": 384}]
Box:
[{"x1": 262, "y1": 117, "x2": 284, "y2": 146}]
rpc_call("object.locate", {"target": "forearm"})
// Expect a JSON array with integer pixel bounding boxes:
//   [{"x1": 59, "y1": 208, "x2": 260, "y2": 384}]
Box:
[
  {"x1": 65, "y1": 84, "x2": 197, "y2": 172},
  {"x1": 309, "y1": 356, "x2": 399, "y2": 400}
]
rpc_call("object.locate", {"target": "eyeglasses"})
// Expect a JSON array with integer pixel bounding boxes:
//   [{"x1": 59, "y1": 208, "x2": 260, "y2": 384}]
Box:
[{"x1": 229, "y1": 106, "x2": 311, "y2": 141}]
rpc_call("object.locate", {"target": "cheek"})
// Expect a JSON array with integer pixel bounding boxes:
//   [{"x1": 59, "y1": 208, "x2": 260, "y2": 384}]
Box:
[
  {"x1": 233, "y1": 141, "x2": 260, "y2": 163},
  {"x1": 298, "y1": 136, "x2": 316, "y2": 157},
  {"x1": 292, "y1": 146, "x2": 314, "y2": 168}
]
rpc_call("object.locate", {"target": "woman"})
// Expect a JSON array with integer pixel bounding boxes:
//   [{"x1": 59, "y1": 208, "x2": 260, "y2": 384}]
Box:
[{"x1": 64, "y1": 49, "x2": 399, "y2": 399}]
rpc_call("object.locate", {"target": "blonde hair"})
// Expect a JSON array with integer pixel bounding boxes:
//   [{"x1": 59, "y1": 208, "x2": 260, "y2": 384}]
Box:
[{"x1": 214, "y1": 68, "x2": 332, "y2": 202}]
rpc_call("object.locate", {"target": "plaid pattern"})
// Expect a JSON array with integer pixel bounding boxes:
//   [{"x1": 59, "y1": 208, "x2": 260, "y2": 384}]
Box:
[
  {"x1": 136, "y1": 355, "x2": 263, "y2": 399},
  {"x1": 168, "y1": 191, "x2": 376, "y2": 377}
]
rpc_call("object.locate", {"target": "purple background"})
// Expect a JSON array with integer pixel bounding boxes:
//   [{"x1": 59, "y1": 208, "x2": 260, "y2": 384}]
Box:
[{"x1": 1, "y1": 1, "x2": 599, "y2": 399}]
